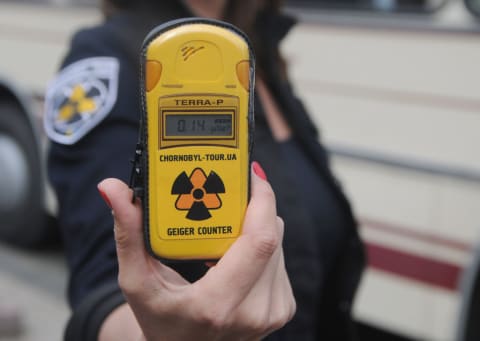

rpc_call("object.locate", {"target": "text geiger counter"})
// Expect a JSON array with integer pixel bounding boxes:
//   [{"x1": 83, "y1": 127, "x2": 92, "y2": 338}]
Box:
[{"x1": 131, "y1": 18, "x2": 255, "y2": 260}]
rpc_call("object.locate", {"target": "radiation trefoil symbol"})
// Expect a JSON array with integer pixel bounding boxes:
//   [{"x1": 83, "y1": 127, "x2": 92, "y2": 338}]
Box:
[{"x1": 172, "y1": 168, "x2": 225, "y2": 221}]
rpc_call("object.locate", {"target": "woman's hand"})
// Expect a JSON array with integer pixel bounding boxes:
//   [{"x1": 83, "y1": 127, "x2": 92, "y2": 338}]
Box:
[{"x1": 98, "y1": 163, "x2": 296, "y2": 341}]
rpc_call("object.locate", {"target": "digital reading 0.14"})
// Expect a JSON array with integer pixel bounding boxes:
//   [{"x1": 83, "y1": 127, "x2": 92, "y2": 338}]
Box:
[{"x1": 165, "y1": 112, "x2": 233, "y2": 137}]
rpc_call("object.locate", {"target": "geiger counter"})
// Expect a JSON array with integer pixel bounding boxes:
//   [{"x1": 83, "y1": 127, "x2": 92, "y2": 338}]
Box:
[{"x1": 131, "y1": 18, "x2": 255, "y2": 260}]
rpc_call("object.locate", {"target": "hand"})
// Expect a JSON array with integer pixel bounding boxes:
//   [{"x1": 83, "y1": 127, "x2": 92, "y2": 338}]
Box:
[{"x1": 98, "y1": 164, "x2": 296, "y2": 341}]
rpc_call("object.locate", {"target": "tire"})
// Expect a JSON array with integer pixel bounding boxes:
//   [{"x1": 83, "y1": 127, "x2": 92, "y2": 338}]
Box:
[{"x1": 0, "y1": 101, "x2": 52, "y2": 247}]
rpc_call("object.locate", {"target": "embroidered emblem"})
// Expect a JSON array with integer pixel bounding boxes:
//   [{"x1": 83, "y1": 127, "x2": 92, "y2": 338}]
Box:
[{"x1": 44, "y1": 57, "x2": 119, "y2": 144}]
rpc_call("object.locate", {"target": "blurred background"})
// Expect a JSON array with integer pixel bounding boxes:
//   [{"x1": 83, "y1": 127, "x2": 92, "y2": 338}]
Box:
[{"x1": 0, "y1": 0, "x2": 479, "y2": 340}]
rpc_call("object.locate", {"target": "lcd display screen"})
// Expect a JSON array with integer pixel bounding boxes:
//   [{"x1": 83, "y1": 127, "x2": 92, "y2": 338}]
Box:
[{"x1": 164, "y1": 112, "x2": 233, "y2": 137}]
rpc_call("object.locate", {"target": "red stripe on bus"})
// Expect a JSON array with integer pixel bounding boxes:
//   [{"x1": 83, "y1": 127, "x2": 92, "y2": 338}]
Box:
[
  {"x1": 366, "y1": 242, "x2": 462, "y2": 291},
  {"x1": 360, "y1": 217, "x2": 472, "y2": 252}
]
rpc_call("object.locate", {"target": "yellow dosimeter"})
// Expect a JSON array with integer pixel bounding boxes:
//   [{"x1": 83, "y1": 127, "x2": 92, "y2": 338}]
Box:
[{"x1": 139, "y1": 18, "x2": 255, "y2": 260}]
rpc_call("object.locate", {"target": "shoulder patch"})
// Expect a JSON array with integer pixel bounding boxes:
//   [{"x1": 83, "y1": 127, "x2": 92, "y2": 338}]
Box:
[{"x1": 44, "y1": 57, "x2": 119, "y2": 145}]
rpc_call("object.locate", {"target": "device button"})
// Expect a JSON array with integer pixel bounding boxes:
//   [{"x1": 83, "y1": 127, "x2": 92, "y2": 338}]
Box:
[
  {"x1": 146, "y1": 60, "x2": 162, "y2": 91},
  {"x1": 236, "y1": 60, "x2": 250, "y2": 91}
]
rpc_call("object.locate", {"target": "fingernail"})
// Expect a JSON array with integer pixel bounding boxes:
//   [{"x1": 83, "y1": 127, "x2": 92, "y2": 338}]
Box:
[
  {"x1": 252, "y1": 161, "x2": 267, "y2": 181},
  {"x1": 98, "y1": 188, "x2": 112, "y2": 209},
  {"x1": 205, "y1": 261, "x2": 218, "y2": 268}
]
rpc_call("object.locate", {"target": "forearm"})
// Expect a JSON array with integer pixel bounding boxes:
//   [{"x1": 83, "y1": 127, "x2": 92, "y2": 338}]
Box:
[{"x1": 99, "y1": 303, "x2": 144, "y2": 341}]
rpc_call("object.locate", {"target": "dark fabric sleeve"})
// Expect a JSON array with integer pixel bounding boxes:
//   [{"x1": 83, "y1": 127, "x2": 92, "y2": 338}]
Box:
[
  {"x1": 50, "y1": 24, "x2": 210, "y2": 340},
  {"x1": 63, "y1": 282, "x2": 125, "y2": 341},
  {"x1": 47, "y1": 26, "x2": 140, "y2": 310}
]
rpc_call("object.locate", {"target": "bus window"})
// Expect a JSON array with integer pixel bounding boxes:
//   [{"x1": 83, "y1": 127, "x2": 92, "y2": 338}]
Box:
[
  {"x1": 9, "y1": 0, "x2": 96, "y2": 7},
  {"x1": 286, "y1": 0, "x2": 447, "y2": 13}
]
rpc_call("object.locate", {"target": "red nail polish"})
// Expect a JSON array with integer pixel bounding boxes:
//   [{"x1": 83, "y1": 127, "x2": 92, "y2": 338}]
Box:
[
  {"x1": 252, "y1": 161, "x2": 267, "y2": 181},
  {"x1": 98, "y1": 188, "x2": 112, "y2": 209},
  {"x1": 205, "y1": 261, "x2": 218, "y2": 268}
]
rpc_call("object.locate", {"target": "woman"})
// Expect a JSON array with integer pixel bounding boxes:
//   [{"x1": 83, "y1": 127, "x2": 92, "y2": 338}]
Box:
[{"x1": 45, "y1": 0, "x2": 365, "y2": 340}]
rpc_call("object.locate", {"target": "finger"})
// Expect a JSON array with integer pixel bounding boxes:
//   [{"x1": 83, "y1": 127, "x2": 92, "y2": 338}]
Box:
[
  {"x1": 205, "y1": 261, "x2": 217, "y2": 268},
  {"x1": 237, "y1": 244, "x2": 295, "y2": 339},
  {"x1": 232, "y1": 217, "x2": 285, "y2": 334},
  {"x1": 241, "y1": 217, "x2": 285, "y2": 308},
  {"x1": 198, "y1": 165, "x2": 281, "y2": 306},
  {"x1": 268, "y1": 246, "x2": 296, "y2": 329},
  {"x1": 98, "y1": 178, "x2": 149, "y2": 280}
]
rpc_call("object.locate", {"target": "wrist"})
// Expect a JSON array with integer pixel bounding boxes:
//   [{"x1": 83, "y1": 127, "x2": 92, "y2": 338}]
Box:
[
  {"x1": 64, "y1": 282, "x2": 126, "y2": 341},
  {"x1": 99, "y1": 303, "x2": 144, "y2": 341}
]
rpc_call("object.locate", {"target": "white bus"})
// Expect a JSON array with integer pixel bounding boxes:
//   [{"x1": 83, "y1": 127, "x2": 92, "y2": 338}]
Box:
[
  {"x1": 282, "y1": 0, "x2": 480, "y2": 340},
  {"x1": 0, "y1": 0, "x2": 479, "y2": 339}
]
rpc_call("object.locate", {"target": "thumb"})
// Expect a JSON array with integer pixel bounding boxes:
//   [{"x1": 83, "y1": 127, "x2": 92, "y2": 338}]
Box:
[
  {"x1": 200, "y1": 162, "x2": 280, "y2": 305},
  {"x1": 97, "y1": 178, "x2": 148, "y2": 278}
]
